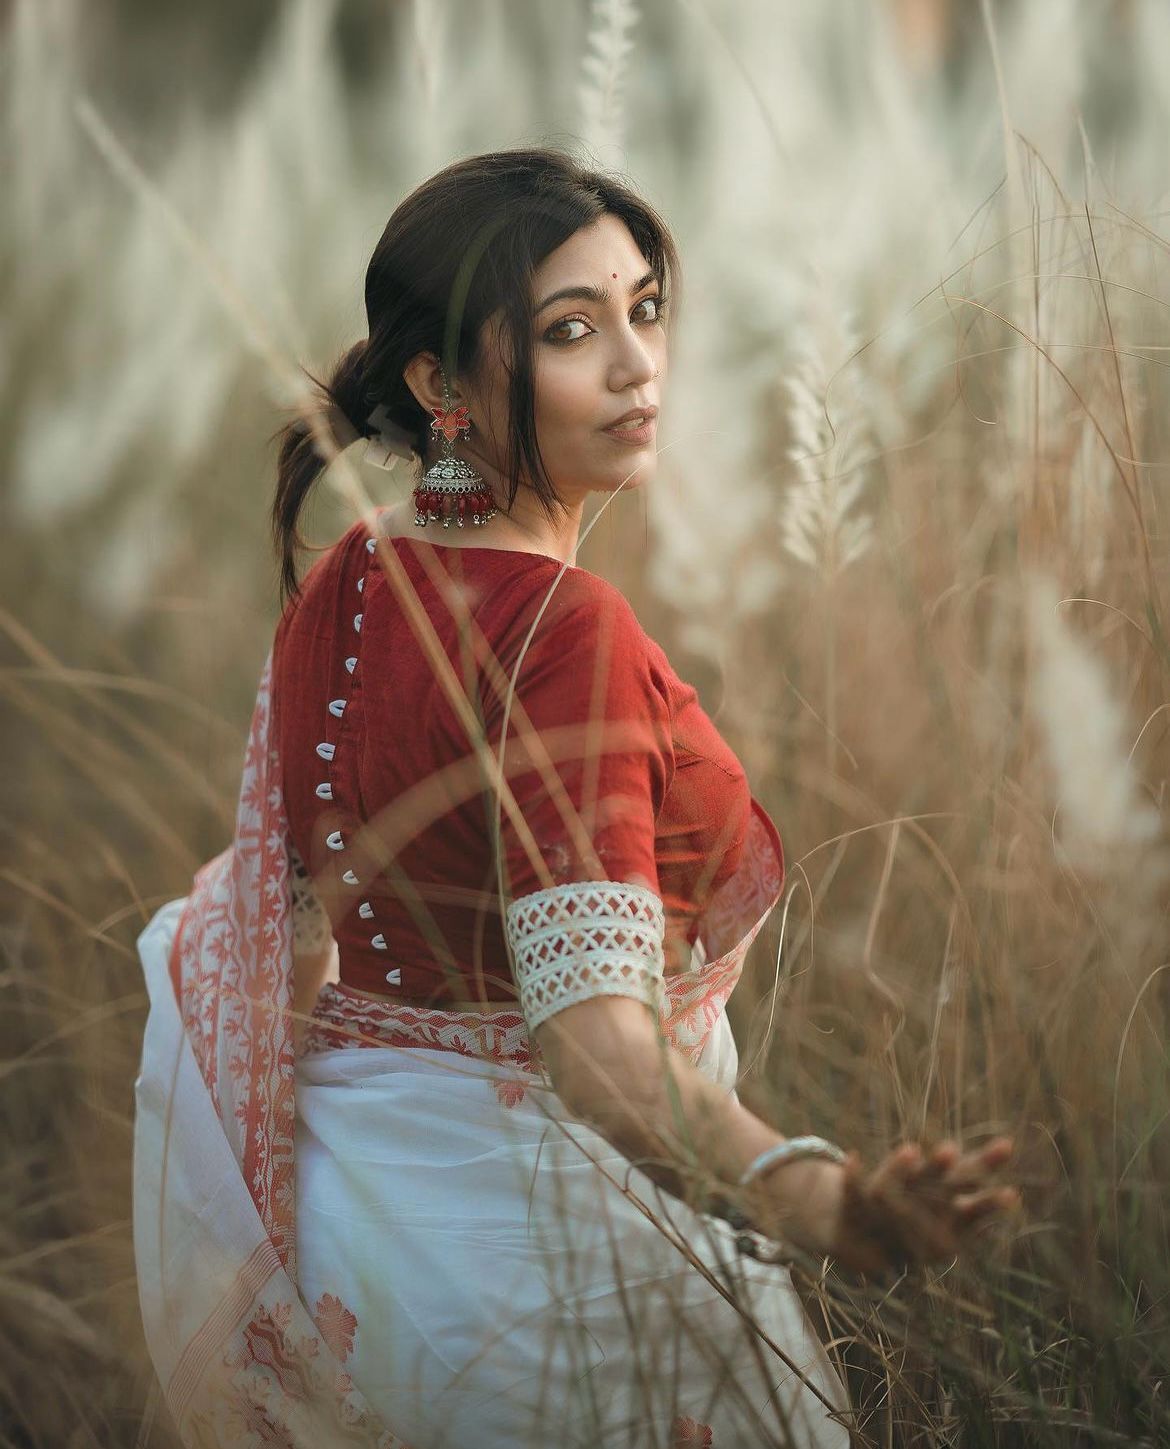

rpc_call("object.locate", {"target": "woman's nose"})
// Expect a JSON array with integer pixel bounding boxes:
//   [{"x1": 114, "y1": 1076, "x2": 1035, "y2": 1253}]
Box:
[{"x1": 609, "y1": 332, "x2": 659, "y2": 389}]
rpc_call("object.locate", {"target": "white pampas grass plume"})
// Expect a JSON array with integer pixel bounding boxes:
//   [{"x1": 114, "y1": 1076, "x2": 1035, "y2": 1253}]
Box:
[
  {"x1": 1026, "y1": 574, "x2": 1161, "y2": 868},
  {"x1": 780, "y1": 293, "x2": 874, "y2": 581},
  {"x1": 577, "y1": 0, "x2": 641, "y2": 165}
]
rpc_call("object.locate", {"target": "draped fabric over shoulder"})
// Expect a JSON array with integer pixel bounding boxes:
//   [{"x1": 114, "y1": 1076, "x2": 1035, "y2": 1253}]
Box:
[{"x1": 132, "y1": 509, "x2": 853, "y2": 1448}]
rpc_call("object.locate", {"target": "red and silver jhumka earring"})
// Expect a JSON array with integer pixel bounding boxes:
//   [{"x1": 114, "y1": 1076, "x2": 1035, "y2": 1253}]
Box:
[{"x1": 413, "y1": 375, "x2": 497, "y2": 529}]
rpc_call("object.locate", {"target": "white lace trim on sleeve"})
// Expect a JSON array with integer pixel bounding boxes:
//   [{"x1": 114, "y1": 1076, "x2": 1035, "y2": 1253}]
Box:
[
  {"x1": 503, "y1": 880, "x2": 666, "y2": 1034},
  {"x1": 289, "y1": 841, "x2": 334, "y2": 956}
]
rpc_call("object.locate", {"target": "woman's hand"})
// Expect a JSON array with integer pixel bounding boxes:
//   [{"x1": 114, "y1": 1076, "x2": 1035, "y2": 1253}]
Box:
[{"x1": 762, "y1": 1136, "x2": 1021, "y2": 1277}]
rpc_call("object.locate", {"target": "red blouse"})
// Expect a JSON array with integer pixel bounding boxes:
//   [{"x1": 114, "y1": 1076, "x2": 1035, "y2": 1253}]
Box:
[{"x1": 272, "y1": 512, "x2": 784, "y2": 1006}]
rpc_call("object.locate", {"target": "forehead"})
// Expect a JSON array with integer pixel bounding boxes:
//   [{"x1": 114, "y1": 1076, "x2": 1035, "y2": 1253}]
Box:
[{"x1": 530, "y1": 213, "x2": 646, "y2": 291}]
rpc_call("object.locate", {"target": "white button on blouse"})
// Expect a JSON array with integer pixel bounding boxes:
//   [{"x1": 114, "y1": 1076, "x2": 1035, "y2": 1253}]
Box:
[{"x1": 304, "y1": 537, "x2": 403, "y2": 978}]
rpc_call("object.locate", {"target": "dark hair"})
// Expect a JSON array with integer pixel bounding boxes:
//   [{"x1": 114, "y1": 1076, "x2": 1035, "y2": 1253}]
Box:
[{"x1": 269, "y1": 144, "x2": 682, "y2": 609}]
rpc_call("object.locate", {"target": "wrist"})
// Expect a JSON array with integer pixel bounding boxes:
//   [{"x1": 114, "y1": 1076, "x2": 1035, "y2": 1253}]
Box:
[{"x1": 741, "y1": 1158, "x2": 843, "y2": 1251}]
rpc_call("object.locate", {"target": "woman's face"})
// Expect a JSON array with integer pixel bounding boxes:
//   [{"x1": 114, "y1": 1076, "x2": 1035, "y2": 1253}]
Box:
[{"x1": 468, "y1": 213, "x2": 669, "y2": 506}]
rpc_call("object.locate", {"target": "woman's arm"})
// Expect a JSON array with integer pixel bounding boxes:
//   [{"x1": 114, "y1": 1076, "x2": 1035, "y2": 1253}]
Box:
[
  {"x1": 535, "y1": 996, "x2": 1021, "y2": 1271},
  {"x1": 292, "y1": 940, "x2": 337, "y2": 1047},
  {"x1": 288, "y1": 844, "x2": 338, "y2": 1045},
  {"x1": 534, "y1": 995, "x2": 834, "y2": 1249}
]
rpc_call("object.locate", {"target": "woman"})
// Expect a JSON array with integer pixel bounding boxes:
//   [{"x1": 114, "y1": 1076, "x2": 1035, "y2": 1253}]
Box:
[{"x1": 133, "y1": 147, "x2": 1019, "y2": 1448}]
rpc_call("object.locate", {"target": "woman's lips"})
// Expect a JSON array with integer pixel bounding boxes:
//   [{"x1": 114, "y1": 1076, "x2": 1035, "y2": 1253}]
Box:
[{"x1": 601, "y1": 417, "x2": 657, "y2": 444}]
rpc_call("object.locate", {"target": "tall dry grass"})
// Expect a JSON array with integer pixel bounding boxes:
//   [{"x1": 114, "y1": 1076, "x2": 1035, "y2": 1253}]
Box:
[{"x1": 2, "y1": 0, "x2": 1168, "y2": 1443}]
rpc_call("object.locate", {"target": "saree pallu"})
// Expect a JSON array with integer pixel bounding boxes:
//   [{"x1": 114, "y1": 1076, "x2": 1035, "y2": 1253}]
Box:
[{"x1": 133, "y1": 649, "x2": 852, "y2": 1448}]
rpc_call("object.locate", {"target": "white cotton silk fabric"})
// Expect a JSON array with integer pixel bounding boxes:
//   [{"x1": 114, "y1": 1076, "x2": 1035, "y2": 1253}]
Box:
[{"x1": 293, "y1": 1014, "x2": 852, "y2": 1449}]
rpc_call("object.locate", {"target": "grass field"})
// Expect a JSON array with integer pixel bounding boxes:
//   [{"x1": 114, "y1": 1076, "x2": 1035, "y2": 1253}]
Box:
[{"x1": 2, "y1": 1, "x2": 1168, "y2": 1444}]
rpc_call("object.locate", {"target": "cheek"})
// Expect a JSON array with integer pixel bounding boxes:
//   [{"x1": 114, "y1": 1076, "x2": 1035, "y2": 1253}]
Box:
[{"x1": 533, "y1": 354, "x2": 601, "y2": 433}]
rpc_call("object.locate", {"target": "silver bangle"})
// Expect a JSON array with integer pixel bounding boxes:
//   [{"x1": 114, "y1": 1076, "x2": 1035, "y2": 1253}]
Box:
[{"x1": 738, "y1": 1134, "x2": 847, "y2": 1189}]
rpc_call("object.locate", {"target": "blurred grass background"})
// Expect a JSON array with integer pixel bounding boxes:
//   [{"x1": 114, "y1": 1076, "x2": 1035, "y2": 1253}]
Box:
[{"x1": 2, "y1": 0, "x2": 1169, "y2": 1444}]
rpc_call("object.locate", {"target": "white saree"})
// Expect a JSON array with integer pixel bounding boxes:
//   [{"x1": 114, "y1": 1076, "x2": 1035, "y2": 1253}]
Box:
[{"x1": 133, "y1": 649, "x2": 853, "y2": 1448}]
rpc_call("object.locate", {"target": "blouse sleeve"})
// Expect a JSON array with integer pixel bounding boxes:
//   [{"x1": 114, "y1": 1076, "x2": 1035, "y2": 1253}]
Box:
[{"x1": 485, "y1": 576, "x2": 675, "y2": 1032}]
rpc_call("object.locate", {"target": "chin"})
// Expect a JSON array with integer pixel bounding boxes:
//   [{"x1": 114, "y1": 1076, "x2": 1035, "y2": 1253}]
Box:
[
  {"x1": 580, "y1": 475, "x2": 646, "y2": 500},
  {"x1": 553, "y1": 458, "x2": 655, "y2": 499},
  {"x1": 604, "y1": 457, "x2": 656, "y2": 491}
]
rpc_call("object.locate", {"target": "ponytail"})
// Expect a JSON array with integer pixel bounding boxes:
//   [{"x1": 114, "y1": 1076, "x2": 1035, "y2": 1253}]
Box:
[{"x1": 269, "y1": 339, "x2": 373, "y2": 613}]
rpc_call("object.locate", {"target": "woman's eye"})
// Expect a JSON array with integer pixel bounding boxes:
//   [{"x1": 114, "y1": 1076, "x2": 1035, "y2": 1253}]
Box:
[
  {"x1": 544, "y1": 293, "x2": 669, "y2": 345},
  {"x1": 634, "y1": 294, "x2": 668, "y2": 324},
  {"x1": 545, "y1": 317, "x2": 591, "y2": 344}
]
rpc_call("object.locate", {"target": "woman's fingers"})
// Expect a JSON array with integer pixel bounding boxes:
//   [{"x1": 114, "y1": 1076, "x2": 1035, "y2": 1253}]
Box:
[
  {"x1": 872, "y1": 1140, "x2": 1016, "y2": 1241},
  {"x1": 891, "y1": 1136, "x2": 1015, "y2": 1199},
  {"x1": 850, "y1": 1154, "x2": 948, "y2": 1263},
  {"x1": 868, "y1": 1142, "x2": 930, "y2": 1193},
  {"x1": 828, "y1": 1140, "x2": 1021, "y2": 1278},
  {"x1": 941, "y1": 1136, "x2": 1014, "y2": 1192},
  {"x1": 903, "y1": 1140, "x2": 1016, "y2": 1236},
  {"x1": 918, "y1": 1139, "x2": 960, "y2": 1178},
  {"x1": 874, "y1": 1140, "x2": 959, "y2": 1201},
  {"x1": 953, "y1": 1185, "x2": 1021, "y2": 1220},
  {"x1": 861, "y1": 1146, "x2": 962, "y2": 1259}
]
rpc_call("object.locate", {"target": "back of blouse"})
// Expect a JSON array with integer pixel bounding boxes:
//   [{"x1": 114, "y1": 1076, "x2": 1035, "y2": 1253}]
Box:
[{"x1": 272, "y1": 511, "x2": 774, "y2": 1008}]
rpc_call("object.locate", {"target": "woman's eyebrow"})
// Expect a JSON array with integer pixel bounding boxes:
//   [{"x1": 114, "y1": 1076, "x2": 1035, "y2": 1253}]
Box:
[{"x1": 533, "y1": 269, "x2": 657, "y2": 316}]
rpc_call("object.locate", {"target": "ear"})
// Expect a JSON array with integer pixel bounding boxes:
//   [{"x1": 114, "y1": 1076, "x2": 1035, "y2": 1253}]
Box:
[{"x1": 403, "y1": 351, "x2": 467, "y2": 416}]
